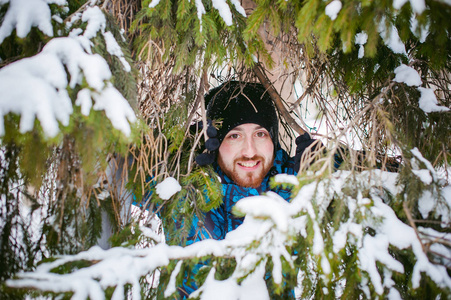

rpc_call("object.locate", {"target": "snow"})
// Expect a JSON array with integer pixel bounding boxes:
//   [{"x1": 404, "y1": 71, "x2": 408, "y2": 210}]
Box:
[
  {"x1": 418, "y1": 87, "x2": 450, "y2": 113},
  {"x1": 81, "y1": 6, "x2": 106, "y2": 39},
  {"x1": 2, "y1": 1, "x2": 451, "y2": 299},
  {"x1": 0, "y1": 49, "x2": 72, "y2": 137},
  {"x1": 195, "y1": 0, "x2": 206, "y2": 31},
  {"x1": 0, "y1": 1, "x2": 137, "y2": 137},
  {"x1": 355, "y1": 32, "x2": 368, "y2": 58},
  {"x1": 410, "y1": 14, "x2": 429, "y2": 43},
  {"x1": 439, "y1": 186, "x2": 451, "y2": 225},
  {"x1": 229, "y1": 0, "x2": 247, "y2": 17},
  {"x1": 211, "y1": 0, "x2": 234, "y2": 26},
  {"x1": 418, "y1": 190, "x2": 434, "y2": 218},
  {"x1": 393, "y1": 64, "x2": 422, "y2": 86},
  {"x1": 190, "y1": 267, "x2": 241, "y2": 300},
  {"x1": 325, "y1": 0, "x2": 342, "y2": 21},
  {"x1": 75, "y1": 89, "x2": 93, "y2": 116},
  {"x1": 378, "y1": 20, "x2": 407, "y2": 55},
  {"x1": 420, "y1": 229, "x2": 451, "y2": 270},
  {"x1": 139, "y1": 224, "x2": 164, "y2": 244},
  {"x1": 104, "y1": 31, "x2": 131, "y2": 71},
  {"x1": 411, "y1": 147, "x2": 437, "y2": 182},
  {"x1": 91, "y1": 84, "x2": 137, "y2": 136},
  {"x1": 393, "y1": 0, "x2": 426, "y2": 14},
  {"x1": 273, "y1": 174, "x2": 299, "y2": 185},
  {"x1": 148, "y1": 0, "x2": 246, "y2": 27},
  {"x1": 155, "y1": 177, "x2": 182, "y2": 200},
  {"x1": 164, "y1": 260, "x2": 183, "y2": 297},
  {"x1": 333, "y1": 219, "x2": 363, "y2": 253},
  {"x1": 392, "y1": 66, "x2": 448, "y2": 113},
  {"x1": 359, "y1": 234, "x2": 403, "y2": 294},
  {"x1": 6, "y1": 169, "x2": 451, "y2": 298},
  {"x1": 0, "y1": 0, "x2": 56, "y2": 44},
  {"x1": 148, "y1": 0, "x2": 160, "y2": 8},
  {"x1": 45, "y1": 38, "x2": 112, "y2": 91},
  {"x1": 7, "y1": 202, "x2": 290, "y2": 297},
  {"x1": 417, "y1": 185, "x2": 451, "y2": 227},
  {"x1": 233, "y1": 192, "x2": 293, "y2": 233},
  {"x1": 191, "y1": 264, "x2": 270, "y2": 300}
]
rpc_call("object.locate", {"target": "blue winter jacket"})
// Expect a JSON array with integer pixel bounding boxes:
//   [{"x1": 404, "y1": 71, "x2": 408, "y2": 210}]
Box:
[{"x1": 174, "y1": 147, "x2": 297, "y2": 298}]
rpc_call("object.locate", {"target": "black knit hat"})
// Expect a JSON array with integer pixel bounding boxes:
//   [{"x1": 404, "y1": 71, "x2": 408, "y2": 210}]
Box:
[{"x1": 205, "y1": 81, "x2": 279, "y2": 146}]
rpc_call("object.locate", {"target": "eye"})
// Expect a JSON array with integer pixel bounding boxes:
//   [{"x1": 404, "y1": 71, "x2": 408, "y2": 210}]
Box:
[
  {"x1": 227, "y1": 133, "x2": 240, "y2": 139},
  {"x1": 255, "y1": 131, "x2": 267, "y2": 138}
]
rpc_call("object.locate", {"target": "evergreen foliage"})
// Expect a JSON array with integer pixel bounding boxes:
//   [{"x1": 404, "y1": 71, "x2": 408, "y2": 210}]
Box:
[
  {"x1": 0, "y1": 0, "x2": 140, "y2": 296},
  {"x1": 0, "y1": 0, "x2": 450, "y2": 299}
]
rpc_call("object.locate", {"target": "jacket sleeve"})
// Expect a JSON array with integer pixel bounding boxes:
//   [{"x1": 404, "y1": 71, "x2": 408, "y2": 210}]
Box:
[{"x1": 186, "y1": 205, "x2": 226, "y2": 245}]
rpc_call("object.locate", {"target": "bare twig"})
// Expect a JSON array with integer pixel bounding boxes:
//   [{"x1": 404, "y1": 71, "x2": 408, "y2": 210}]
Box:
[
  {"x1": 252, "y1": 63, "x2": 306, "y2": 136},
  {"x1": 290, "y1": 63, "x2": 325, "y2": 110},
  {"x1": 403, "y1": 201, "x2": 426, "y2": 253}
]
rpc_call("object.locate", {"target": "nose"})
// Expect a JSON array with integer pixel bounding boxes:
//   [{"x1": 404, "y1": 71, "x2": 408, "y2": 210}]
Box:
[{"x1": 241, "y1": 136, "x2": 257, "y2": 158}]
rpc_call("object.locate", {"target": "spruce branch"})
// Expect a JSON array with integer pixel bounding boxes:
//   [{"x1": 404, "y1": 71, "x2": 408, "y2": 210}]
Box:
[{"x1": 413, "y1": 219, "x2": 451, "y2": 226}]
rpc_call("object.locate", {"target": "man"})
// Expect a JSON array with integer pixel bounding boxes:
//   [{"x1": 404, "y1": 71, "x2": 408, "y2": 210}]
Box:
[
  {"x1": 168, "y1": 80, "x2": 318, "y2": 298},
  {"x1": 189, "y1": 80, "x2": 316, "y2": 243}
]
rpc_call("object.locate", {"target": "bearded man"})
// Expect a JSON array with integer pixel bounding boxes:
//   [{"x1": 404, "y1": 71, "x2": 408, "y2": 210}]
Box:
[
  {"x1": 164, "y1": 80, "x2": 320, "y2": 298},
  {"x1": 188, "y1": 80, "x2": 317, "y2": 243}
]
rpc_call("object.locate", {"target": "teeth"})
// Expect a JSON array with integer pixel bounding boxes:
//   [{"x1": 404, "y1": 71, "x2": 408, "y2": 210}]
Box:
[{"x1": 239, "y1": 161, "x2": 257, "y2": 167}]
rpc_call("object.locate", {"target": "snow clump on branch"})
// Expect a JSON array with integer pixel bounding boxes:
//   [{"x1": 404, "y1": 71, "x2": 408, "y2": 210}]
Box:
[
  {"x1": 0, "y1": 2, "x2": 136, "y2": 137},
  {"x1": 148, "y1": 0, "x2": 246, "y2": 27},
  {"x1": 394, "y1": 64, "x2": 450, "y2": 113}
]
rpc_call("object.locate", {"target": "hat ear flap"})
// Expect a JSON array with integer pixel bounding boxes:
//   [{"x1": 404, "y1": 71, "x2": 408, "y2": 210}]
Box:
[
  {"x1": 205, "y1": 138, "x2": 220, "y2": 151},
  {"x1": 195, "y1": 152, "x2": 216, "y2": 166},
  {"x1": 206, "y1": 125, "x2": 217, "y2": 138},
  {"x1": 195, "y1": 121, "x2": 219, "y2": 166}
]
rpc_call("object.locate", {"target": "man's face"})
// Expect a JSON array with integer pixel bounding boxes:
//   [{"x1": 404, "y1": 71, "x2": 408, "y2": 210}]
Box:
[{"x1": 217, "y1": 123, "x2": 274, "y2": 188}]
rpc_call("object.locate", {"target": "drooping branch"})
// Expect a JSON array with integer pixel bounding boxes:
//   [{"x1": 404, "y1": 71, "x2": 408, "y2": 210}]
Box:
[{"x1": 252, "y1": 63, "x2": 306, "y2": 136}]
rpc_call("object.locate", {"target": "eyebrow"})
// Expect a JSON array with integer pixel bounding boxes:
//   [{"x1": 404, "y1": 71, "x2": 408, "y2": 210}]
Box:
[{"x1": 229, "y1": 125, "x2": 265, "y2": 132}]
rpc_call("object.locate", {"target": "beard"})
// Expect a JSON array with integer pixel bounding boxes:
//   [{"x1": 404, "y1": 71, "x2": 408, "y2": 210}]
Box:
[{"x1": 217, "y1": 154, "x2": 274, "y2": 188}]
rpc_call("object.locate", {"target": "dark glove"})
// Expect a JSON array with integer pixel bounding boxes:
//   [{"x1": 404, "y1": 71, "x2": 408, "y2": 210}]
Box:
[{"x1": 294, "y1": 133, "x2": 323, "y2": 173}]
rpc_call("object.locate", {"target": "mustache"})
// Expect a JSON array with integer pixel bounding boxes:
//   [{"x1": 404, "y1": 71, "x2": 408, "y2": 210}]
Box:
[{"x1": 234, "y1": 155, "x2": 265, "y2": 163}]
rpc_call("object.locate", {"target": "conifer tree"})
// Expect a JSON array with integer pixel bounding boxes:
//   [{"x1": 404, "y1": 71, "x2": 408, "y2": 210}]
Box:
[{"x1": 0, "y1": 0, "x2": 450, "y2": 299}]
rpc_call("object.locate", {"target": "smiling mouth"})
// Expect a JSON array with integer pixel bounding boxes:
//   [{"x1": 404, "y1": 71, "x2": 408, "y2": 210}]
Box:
[{"x1": 238, "y1": 161, "x2": 259, "y2": 168}]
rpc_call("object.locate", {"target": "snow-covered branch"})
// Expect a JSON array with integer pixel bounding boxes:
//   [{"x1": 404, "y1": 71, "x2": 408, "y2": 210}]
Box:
[
  {"x1": 0, "y1": 2, "x2": 136, "y2": 138},
  {"x1": 7, "y1": 169, "x2": 451, "y2": 298},
  {"x1": 7, "y1": 192, "x2": 297, "y2": 298}
]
